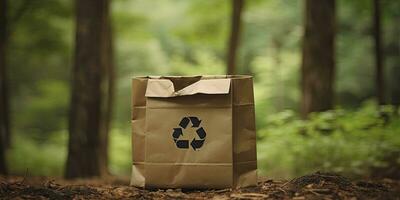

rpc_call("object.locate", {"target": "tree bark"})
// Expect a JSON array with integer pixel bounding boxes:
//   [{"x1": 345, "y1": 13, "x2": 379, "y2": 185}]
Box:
[
  {"x1": 0, "y1": 0, "x2": 9, "y2": 175},
  {"x1": 226, "y1": 0, "x2": 244, "y2": 75},
  {"x1": 373, "y1": 0, "x2": 385, "y2": 105},
  {"x1": 65, "y1": 0, "x2": 114, "y2": 179},
  {"x1": 389, "y1": 14, "x2": 400, "y2": 108},
  {"x1": 301, "y1": 0, "x2": 336, "y2": 118}
]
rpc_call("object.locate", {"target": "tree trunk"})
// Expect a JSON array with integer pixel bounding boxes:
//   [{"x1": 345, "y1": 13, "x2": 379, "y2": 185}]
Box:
[
  {"x1": 373, "y1": 0, "x2": 385, "y2": 105},
  {"x1": 389, "y1": 14, "x2": 400, "y2": 108},
  {"x1": 301, "y1": 0, "x2": 336, "y2": 118},
  {"x1": 226, "y1": 0, "x2": 244, "y2": 75},
  {"x1": 65, "y1": 0, "x2": 114, "y2": 179},
  {"x1": 0, "y1": 0, "x2": 9, "y2": 175}
]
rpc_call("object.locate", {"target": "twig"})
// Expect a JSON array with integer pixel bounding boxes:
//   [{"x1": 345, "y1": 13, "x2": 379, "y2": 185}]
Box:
[
  {"x1": 309, "y1": 188, "x2": 331, "y2": 194},
  {"x1": 230, "y1": 192, "x2": 269, "y2": 199},
  {"x1": 281, "y1": 180, "x2": 290, "y2": 187},
  {"x1": 278, "y1": 187, "x2": 287, "y2": 194},
  {"x1": 306, "y1": 189, "x2": 321, "y2": 196},
  {"x1": 215, "y1": 188, "x2": 231, "y2": 193}
]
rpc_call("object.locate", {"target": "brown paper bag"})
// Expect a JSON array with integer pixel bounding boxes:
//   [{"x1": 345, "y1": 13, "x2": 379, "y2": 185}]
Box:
[{"x1": 131, "y1": 75, "x2": 257, "y2": 189}]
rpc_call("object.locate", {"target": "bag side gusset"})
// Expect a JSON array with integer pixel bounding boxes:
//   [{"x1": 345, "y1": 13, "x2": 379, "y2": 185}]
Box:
[
  {"x1": 130, "y1": 78, "x2": 148, "y2": 187},
  {"x1": 232, "y1": 77, "x2": 258, "y2": 188}
]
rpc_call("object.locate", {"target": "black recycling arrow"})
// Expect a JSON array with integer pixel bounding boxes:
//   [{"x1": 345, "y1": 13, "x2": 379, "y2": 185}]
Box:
[
  {"x1": 196, "y1": 127, "x2": 206, "y2": 139},
  {"x1": 190, "y1": 139, "x2": 205, "y2": 150},
  {"x1": 179, "y1": 117, "x2": 190, "y2": 128},
  {"x1": 172, "y1": 128, "x2": 183, "y2": 139},
  {"x1": 176, "y1": 140, "x2": 189, "y2": 148},
  {"x1": 189, "y1": 117, "x2": 201, "y2": 127},
  {"x1": 173, "y1": 116, "x2": 207, "y2": 150}
]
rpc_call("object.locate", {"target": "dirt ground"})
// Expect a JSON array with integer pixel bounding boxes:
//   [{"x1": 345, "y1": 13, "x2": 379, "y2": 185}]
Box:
[{"x1": 1, "y1": 172, "x2": 399, "y2": 200}]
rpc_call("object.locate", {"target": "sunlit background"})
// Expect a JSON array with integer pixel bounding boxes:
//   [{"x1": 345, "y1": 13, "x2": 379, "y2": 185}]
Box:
[{"x1": 5, "y1": 0, "x2": 400, "y2": 179}]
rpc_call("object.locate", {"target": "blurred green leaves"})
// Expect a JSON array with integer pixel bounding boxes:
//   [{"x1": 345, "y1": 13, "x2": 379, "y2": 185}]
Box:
[
  {"x1": 257, "y1": 102, "x2": 400, "y2": 179},
  {"x1": 17, "y1": 80, "x2": 69, "y2": 138}
]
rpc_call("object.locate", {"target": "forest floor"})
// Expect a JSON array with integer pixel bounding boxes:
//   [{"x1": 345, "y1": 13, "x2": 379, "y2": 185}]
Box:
[{"x1": 1, "y1": 172, "x2": 399, "y2": 200}]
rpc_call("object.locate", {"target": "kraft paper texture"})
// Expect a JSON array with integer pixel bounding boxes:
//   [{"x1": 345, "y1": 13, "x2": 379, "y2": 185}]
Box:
[{"x1": 131, "y1": 75, "x2": 257, "y2": 189}]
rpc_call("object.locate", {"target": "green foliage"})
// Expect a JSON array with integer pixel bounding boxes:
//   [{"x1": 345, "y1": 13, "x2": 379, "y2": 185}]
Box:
[
  {"x1": 8, "y1": 0, "x2": 72, "y2": 139},
  {"x1": 257, "y1": 102, "x2": 400, "y2": 179},
  {"x1": 16, "y1": 80, "x2": 69, "y2": 138},
  {"x1": 7, "y1": 131, "x2": 67, "y2": 176},
  {"x1": 109, "y1": 129, "x2": 131, "y2": 175},
  {"x1": 7, "y1": 129, "x2": 132, "y2": 176}
]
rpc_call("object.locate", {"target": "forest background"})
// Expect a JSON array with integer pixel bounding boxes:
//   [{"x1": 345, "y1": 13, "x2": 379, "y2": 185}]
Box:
[{"x1": 0, "y1": 0, "x2": 399, "y2": 180}]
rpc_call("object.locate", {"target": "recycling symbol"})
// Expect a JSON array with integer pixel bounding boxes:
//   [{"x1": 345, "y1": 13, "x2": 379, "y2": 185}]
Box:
[{"x1": 172, "y1": 116, "x2": 206, "y2": 150}]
